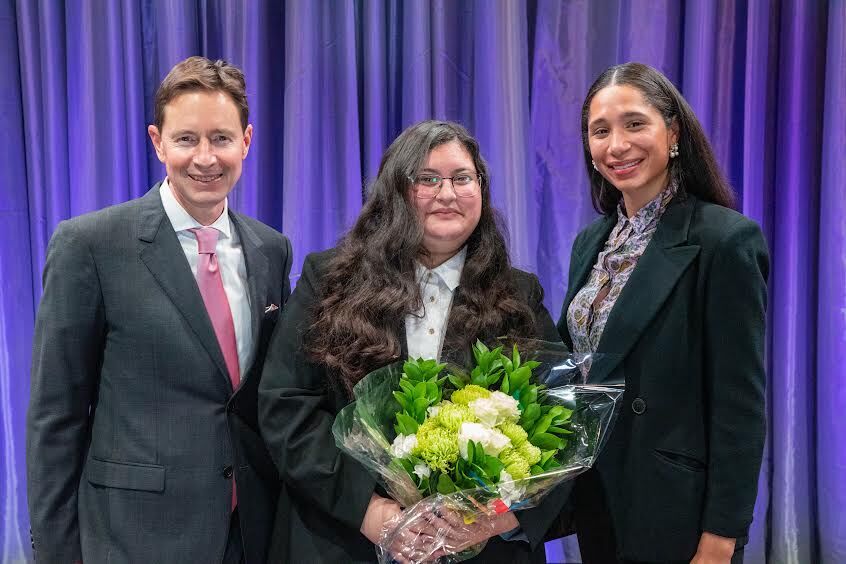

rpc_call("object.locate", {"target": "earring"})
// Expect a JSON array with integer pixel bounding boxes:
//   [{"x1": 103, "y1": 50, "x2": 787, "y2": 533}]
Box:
[
  {"x1": 669, "y1": 143, "x2": 679, "y2": 158},
  {"x1": 592, "y1": 160, "x2": 598, "y2": 170}
]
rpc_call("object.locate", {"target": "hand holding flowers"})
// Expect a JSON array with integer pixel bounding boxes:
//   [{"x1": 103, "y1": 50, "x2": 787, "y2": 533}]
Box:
[{"x1": 333, "y1": 339, "x2": 624, "y2": 563}]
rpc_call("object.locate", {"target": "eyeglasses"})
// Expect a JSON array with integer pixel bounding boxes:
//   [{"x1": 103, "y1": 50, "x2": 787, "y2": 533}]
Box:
[{"x1": 408, "y1": 172, "x2": 483, "y2": 199}]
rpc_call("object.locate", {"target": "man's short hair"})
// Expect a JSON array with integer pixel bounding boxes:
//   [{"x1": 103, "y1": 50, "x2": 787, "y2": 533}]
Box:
[{"x1": 154, "y1": 56, "x2": 249, "y2": 131}]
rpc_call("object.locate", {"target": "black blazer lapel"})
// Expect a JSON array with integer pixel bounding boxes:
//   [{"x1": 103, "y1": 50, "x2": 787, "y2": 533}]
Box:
[
  {"x1": 440, "y1": 292, "x2": 474, "y2": 368},
  {"x1": 231, "y1": 212, "x2": 269, "y2": 380},
  {"x1": 136, "y1": 186, "x2": 232, "y2": 391},
  {"x1": 589, "y1": 196, "x2": 701, "y2": 384},
  {"x1": 397, "y1": 320, "x2": 409, "y2": 360},
  {"x1": 564, "y1": 217, "x2": 616, "y2": 307},
  {"x1": 560, "y1": 216, "x2": 616, "y2": 348}
]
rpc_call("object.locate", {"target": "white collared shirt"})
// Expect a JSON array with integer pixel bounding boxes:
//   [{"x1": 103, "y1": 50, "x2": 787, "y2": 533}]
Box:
[
  {"x1": 405, "y1": 248, "x2": 467, "y2": 361},
  {"x1": 160, "y1": 179, "x2": 253, "y2": 380}
]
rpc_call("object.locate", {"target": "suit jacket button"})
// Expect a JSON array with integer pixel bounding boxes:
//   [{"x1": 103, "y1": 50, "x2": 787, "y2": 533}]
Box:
[
  {"x1": 631, "y1": 397, "x2": 647, "y2": 415},
  {"x1": 222, "y1": 465, "x2": 234, "y2": 479}
]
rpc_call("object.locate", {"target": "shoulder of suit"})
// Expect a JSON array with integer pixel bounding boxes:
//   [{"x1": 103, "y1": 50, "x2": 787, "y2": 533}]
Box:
[
  {"x1": 508, "y1": 266, "x2": 537, "y2": 284},
  {"x1": 578, "y1": 213, "x2": 613, "y2": 239},
  {"x1": 302, "y1": 247, "x2": 339, "y2": 276},
  {"x1": 51, "y1": 194, "x2": 150, "y2": 243},
  {"x1": 507, "y1": 266, "x2": 542, "y2": 299},
  {"x1": 688, "y1": 198, "x2": 763, "y2": 247}
]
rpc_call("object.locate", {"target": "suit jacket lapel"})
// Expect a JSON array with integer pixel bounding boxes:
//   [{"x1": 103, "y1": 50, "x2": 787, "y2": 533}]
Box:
[
  {"x1": 440, "y1": 292, "x2": 473, "y2": 368},
  {"x1": 230, "y1": 212, "x2": 268, "y2": 380},
  {"x1": 136, "y1": 185, "x2": 231, "y2": 390},
  {"x1": 589, "y1": 195, "x2": 701, "y2": 383},
  {"x1": 397, "y1": 321, "x2": 409, "y2": 360},
  {"x1": 560, "y1": 216, "x2": 616, "y2": 348}
]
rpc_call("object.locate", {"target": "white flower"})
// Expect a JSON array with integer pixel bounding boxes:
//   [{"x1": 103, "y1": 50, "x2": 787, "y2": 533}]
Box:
[
  {"x1": 390, "y1": 433, "x2": 418, "y2": 459},
  {"x1": 413, "y1": 463, "x2": 431, "y2": 480},
  {"x1": 427, "y1": 405, "x2": 441, "y2": 418},
  {"x1": 469, "y1": 391, "x2": 521, "y2": 427},
  {"x1": 497, "y1": 470, "x2": 527, "y2": 508},
  {"x1": 458, "y1": 422, "x2": 512, "y2": 459}
]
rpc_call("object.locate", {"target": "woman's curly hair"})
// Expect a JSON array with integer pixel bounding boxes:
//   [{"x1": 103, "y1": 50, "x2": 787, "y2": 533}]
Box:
[{"x1": 306, "y1": 120, "x2": 536, "y2": 395}]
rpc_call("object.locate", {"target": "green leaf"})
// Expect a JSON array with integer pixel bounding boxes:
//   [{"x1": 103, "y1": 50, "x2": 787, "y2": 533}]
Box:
[
  {"x1": 501, "y1": 374, "x2": 510, "y2": 395},
  {"x1": 521, "y1": 386, "x2": 538, "y2": 406},
  {"x1": 396, "y1": 413, "x2": 419, "y2": 435},
  {"x1": 403, "y1": 361, "x2": 423, "y2": 381},
  {"x1": 448, "y1": 374, "x2": 467, "y2": 389},
  {"x1": 474, "y1": 441, "x2": 487, "y2": 464},
  {"x1": 471, "y1": 369, "x2": 488, "y2": 387},
  {"x1": 466, "y1": 440, "x2": 476, "y2": 464},
  {"x1": 510, "y1": 366, "x2": 531, "y2": 390},
  {"x1": 547, "y1": 426, "x2": 573, "y2": 435},
  {"x1": 473, "y1": 340, "x2": 489, "y2": 364},
  {"x1": 412, "y1": 397, "x2": 430, "y2": 421},
  {"x1": 539, "y1": 450, "x2": 556, "y2": 466},
  {"x1": 397, "y1": 458, "x2": 415, "y2": 474},
  {"x1": 520, "y1": 403, "x2": 541, "y2": 426},
  {"x1": 437, "y1": 473, "x2": 457, "y2": 494},
  {"x1": 530, "y1": 465, "x2": 545, "y2": 476},
  {"x1": 482, "y1": 455, "x2": 504, "y2": 478},
  {"x1": 413, "y1": 381, "x2": 426, "y2": 400},
  {"x1": 530, "y1": 432, "x2": 563, "y2": 450},
  {"x1": 532, "y1": 414, "x2": 554, "y2": 437},
  {"x1": 542, "y1": 457, "x2": 562, "y2": 470},
  {"x1": 398, "y1": 379, "x2": 415, "y2": 395},
  {"x1": 551, "y1": 407, "x2": 574, "y2": 424},
  {"x1": 512, "y1": 344, "x2": 521, "y2": 368},
  {"x1": 392, "y1": 391, "x2": 410, "y2": 412},
  {"x1": 486, "y1": 368, "x2": 504, "y2": 387}
]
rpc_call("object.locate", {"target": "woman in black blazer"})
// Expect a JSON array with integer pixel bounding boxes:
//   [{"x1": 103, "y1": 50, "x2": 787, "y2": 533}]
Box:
[
  {"x1": 259, "y1": 120, "x2": 562, "y2": 563},
  {"x1": 557, "y1": 63, "x2": 769, "y2": 563}
]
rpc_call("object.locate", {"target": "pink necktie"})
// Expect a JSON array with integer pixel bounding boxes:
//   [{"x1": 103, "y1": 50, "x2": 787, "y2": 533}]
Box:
[{"x1": 190, "y1": 227, "x2": 239, "y2": 509}]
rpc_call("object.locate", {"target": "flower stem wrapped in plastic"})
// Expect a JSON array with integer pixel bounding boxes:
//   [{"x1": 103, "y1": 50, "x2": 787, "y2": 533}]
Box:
[{"x1": 332, "y1": 339, "x2": 624, "y2": 563}]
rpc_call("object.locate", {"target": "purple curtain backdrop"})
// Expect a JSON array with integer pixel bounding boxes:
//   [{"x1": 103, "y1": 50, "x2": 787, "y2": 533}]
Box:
[{"x1": 1, "y1": 1, "x2": 842, "y2": 562}]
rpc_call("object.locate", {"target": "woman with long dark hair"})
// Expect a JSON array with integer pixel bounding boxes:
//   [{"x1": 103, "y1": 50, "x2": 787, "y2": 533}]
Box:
[
  {"x1": 259, "y1": 120, "x2": 561, "y2": 563},
  {"x1": 557, "y1": 62, "x2": 769, "y2": 563}
]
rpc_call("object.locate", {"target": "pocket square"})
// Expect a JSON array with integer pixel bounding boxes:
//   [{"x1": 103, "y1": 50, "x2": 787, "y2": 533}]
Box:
[{"x1": 264, "y1": 304, "x2": 279, "y2": 314}]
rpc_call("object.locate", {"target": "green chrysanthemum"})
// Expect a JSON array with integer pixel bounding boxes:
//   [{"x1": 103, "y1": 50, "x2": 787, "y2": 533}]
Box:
[
  {"x1": 434, "y1": 402, "x2": 476, "y2": 432},
  {"x1": 451, "y1": 384, "x2": 491, "y2": 406},
  {"x1": 505, "y1": 458, "x2": 531, "y2": 480},
  {"x1": 413, "y1": 420, "x2": 459, "y2": 473},
  {"x1": 517, "y1": 441, "x2": 542, "y2": 466},
  {"x1": 498, "y1": 447, "x2": 531, "y2": 479},
  {"x1": 498, "y1": 422, "x2": 528, "y2": 447}
]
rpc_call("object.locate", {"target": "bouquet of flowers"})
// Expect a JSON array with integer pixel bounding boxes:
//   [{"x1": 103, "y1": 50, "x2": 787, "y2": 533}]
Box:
[{"x1": 333, "y1": 339, "x2": 623, "y2": 563}]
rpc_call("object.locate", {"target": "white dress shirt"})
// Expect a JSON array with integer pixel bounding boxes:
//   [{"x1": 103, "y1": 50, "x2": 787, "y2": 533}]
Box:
[
  {"x1": 405, "y1": 247, "x2": 467, "y2": 361},
  {"x1": 160, "y1": 179, "x2": 253, "y2": 379}
]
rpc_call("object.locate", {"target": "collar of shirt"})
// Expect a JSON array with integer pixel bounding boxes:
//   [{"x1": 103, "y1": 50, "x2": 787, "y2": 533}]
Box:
[
  {"x1": 159, "y1": 178, "x2": 232, "y2": 239},
  {"x1": 414, "y1": 246, "x2": 467, "y2": 292},
  {"x1": 616, "y1": 179, "x2": 678, "y2": 234}
]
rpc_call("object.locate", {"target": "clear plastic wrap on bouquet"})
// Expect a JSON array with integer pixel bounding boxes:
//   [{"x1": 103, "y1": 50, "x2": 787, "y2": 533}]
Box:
[{"x1": 332, "y1": 339, "x2": 624, "y2": 563}]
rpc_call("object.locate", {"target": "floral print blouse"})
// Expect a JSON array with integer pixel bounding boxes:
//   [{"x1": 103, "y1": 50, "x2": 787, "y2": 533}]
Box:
[{"x1": 567, "y1": 182, "x2": 678, "y2": 354}]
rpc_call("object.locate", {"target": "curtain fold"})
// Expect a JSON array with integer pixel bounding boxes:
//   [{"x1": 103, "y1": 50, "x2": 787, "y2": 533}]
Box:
[
  {"x1": 1, "y1": 0, "x2": 32, "y2": 561},
  {"x1": 817, "y1": 3, "x2": 846, "y2": 563},
  {"x1": 2, "y1": 2, "x2": 842, "y2": 562}
]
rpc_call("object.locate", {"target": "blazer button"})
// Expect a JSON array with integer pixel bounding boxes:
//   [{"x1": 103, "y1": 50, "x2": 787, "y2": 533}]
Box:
[
  {"x1": 222, "y1": 465, "x2": 234, "y2": 479},
  {"x1": 631, "y1": 397, "x2": 647, "y2": 415}
]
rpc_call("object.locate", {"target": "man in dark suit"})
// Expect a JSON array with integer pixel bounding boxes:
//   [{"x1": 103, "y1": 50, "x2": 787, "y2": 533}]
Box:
[{"x1": 27, "y1": 56, "x2": 292, "y2": 564}]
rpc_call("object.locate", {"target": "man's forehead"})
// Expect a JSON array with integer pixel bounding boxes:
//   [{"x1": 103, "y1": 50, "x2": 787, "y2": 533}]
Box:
[{"x1": 160, "y1": 90, "x2": 242, "y2": 130}]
